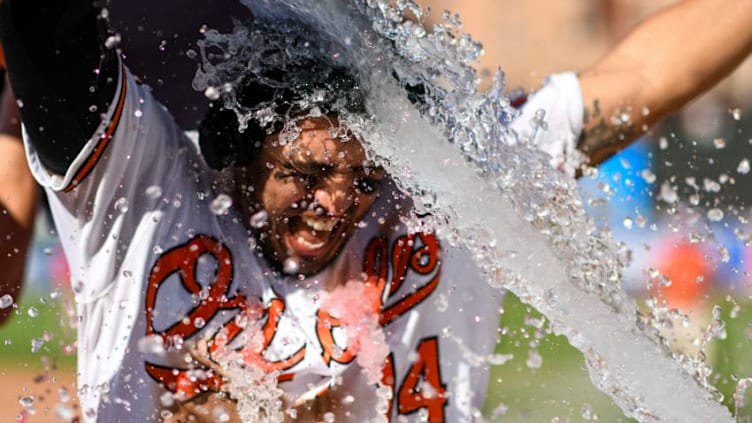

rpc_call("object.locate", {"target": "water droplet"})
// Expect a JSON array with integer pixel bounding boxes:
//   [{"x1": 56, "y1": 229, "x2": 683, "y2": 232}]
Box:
[
  {"x1": 719, "y1": 246, "x2": 730, "y2": 263},
  {"x1": 283, "y1": 258, "x2": 299, "y2": 274},
  {"x1": 491, "y1": 403, "x2": 509, "y2": 418},
  {"x1": 134, "y1": 110, "x2": 143, "y2": 118},
  {"x1": 55, "y1": 404, "x2": 75, "y2": 420},
  {"x1": 160, "y1": 392, "x2": 175, "y2": 407},
  {"x1": 50, "y1": 288, "x2": 62, "y2": 300},
  {"x1": 104, "y1": 34, "x2": 121, "y2": 49},
  {"x1": 114, "y1": 197, "x2": 129, "y2": 214},
  {"x1": 713, "y1": 138, "x2": 726, "y2": 149},
  {"x1": 204, "y1": 86, "x2": 221, "y2": 100},
  {"x1": 659, "y1": 136, "x2": 669, "y2": 150},
  {"x1": 659, "y1": 182, "x2": 678, "y2": 204},
  {"x1": 185, "y1": 49, "x2": 198, "y2": 59},
  {"x1": 707, "y1": 208, "x2": 724, "y2": 222},
  {"x1": 58, "y1": 387, "x2": 70, "y2": 402},
  {"x1": 213, "y1": 406, "x2": 231, "y2": 422},
  {"x1": 581, "y1": 403, "x2": 594, "y2": 420},
  {"x1": 210, "y1": 194, "x2": 233, "y2": 215},
  {"x1": 0, "y1": 294, "x2": 13, "y2": 309},
  {"x1": 341, "y1": 395, "x2": 355, "y2": 405},
  {"x1": 137, "y1": 335, "x2": 166, "y2": 355},
  {"x1": 525, "y1": 349, "x2": 542, "y2": 369},
  {"x1": 193, "y1": 317, "x2": 206, "y2": 329},
  {"x1": 622, "y1": 217, "x2": 633, "y2": 230},
  {"x1": 19, "y1": 396, "x2": 34, "y2": 408},
  {"x1": 31, "y1": 338, "x2": 44, "y2": 353},
  {"x1": 635, "y1": 215, "x2": 647, "y2": 228},
  {"x1": 660, "y1": 275, "x2": 672, "y2": 288},
  {"x1": 640, "y1": 169, "x2": 656, "y2": 184},
  {"x1": 730, "y1": 108, "x2": 743, "y2": 121},
  {"x1": 250, "y1": 210, "x2": 269, "y2": 228},
  {"x1": 145, "y1": 185, "x2": 163, "y2": 199},
  {"x1": 530, "y1": 109, "x2": 548, "y2": 130},
  {"x1": 738, "y1": 159, "x2": 750, "y2": 175},
  {"x1": 27, "y1": 306, "x2": 38, "y2": 318},
  {"x1": 434, "y1": 293, "x2": 448, "y2": 312}
]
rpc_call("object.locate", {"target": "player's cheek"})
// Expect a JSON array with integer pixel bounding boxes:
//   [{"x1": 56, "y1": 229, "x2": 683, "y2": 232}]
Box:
[
  {"x1": 353, "y1": 193, "x2": 376, "y2": 220},
  {"x1": 262, "y1": 181, "x2": 296, "y2": 214}
]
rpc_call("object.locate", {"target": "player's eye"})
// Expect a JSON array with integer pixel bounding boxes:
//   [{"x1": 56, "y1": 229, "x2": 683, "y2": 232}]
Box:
[
  {"x1": 276, "y1": 171, "x2": 317, "y2": 188},
  {"x1": 354, "y1": 176, "x2": 382, "y2": 195}
]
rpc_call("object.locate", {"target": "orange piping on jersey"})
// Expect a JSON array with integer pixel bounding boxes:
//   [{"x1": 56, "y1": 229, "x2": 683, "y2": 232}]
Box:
[
  {"x1": 316, "y1": 309, "x2": 357, "y2": 366},
  {"x1": 211, "y1": 297, "x2": 308, "y2": 375},
  {"x1": 145, "y1": 363, "x2": 223, "y2": 401},
  {"x1": 362, "y1": 233, "x2": 442, "y2": 327},
  {"x1": 381, "y1": 353, "x2": 396, "y2": 419},
  {"x1": 63, "y1": 64, "x2": 127, "y2": 192},
  {"x1": 397, "y1": 336, "x2": 447, "y2": 421},
  {"x1": 380, "y1": 270, "x2": 441, "y2": 327}
]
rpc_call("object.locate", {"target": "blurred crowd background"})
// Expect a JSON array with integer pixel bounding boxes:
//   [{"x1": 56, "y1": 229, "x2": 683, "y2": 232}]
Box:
[{"x1": 5, "y1": 0, "x2": 752, "y2": 421}]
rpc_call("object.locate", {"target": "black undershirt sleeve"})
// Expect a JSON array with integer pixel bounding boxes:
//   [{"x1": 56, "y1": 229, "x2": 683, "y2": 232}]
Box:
[{"x1": 0, "y1": 0, "x2": 118, "y2": 175}]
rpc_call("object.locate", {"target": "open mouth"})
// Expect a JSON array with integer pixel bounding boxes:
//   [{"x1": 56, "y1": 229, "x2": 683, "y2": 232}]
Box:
[{"x1": 285, "y1": 215, "x2": 343, "y2": 256}]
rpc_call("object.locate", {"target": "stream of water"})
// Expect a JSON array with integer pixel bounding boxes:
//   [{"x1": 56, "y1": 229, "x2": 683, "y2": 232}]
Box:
[{"x1": 194, "y1": 0, "x2": 735, "y2": 420}]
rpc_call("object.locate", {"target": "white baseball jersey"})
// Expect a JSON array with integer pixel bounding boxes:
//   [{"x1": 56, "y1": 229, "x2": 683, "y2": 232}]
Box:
[{"x1": 23, "y1": 63, "x2": 582, "y2": 422}]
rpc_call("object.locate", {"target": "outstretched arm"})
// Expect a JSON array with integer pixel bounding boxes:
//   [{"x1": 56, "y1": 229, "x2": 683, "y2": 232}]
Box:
[
  {"x1": 0, "y1": 0, "x2": 118, "y2": 175},
  {"x1": 0, "y1": 76, "x2": 36, "y2": 325},
  {"x1": 577, "y1": 0, "x2": 752, "y2": 166}
]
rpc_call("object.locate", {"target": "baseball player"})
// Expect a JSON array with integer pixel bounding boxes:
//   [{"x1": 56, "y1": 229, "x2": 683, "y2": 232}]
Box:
[{"x1": 2, "y1": 0, "x2": 752, "y2": 422}]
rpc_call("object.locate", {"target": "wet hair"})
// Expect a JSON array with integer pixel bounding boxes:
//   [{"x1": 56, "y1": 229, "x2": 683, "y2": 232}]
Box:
[{"x1": 198, "y1": 65, "x2": 366, "y2": 170}]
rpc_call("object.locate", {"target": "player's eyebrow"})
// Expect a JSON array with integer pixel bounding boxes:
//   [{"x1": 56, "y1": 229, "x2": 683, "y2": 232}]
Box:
[
  {"x1": 352, "y1": 165, "x2": 385, "y2": 176},
  {"x1": 281, "y1": 154, "x2": 384, "y2": 175},
  {"x1": 284, "y1": 160, "x2": 334, "y2": 173}
]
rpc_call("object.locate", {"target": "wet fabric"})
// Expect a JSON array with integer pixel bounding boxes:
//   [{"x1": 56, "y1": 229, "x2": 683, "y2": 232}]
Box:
[{"x1": 22, "y1": 61, "x2": 581, "y2": 422}]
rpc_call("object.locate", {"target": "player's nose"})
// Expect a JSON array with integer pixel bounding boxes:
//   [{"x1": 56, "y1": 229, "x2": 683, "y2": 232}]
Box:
[{"x1": 313, "y1": 176, "x2": 355, "y2": 216}]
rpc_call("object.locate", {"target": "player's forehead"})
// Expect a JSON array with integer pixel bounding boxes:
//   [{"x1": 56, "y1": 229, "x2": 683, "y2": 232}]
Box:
[{"x1": 265, "y1": 116, "x2": 374, "y2": 171}]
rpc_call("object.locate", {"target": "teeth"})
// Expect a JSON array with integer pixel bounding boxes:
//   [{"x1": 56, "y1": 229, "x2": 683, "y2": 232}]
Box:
[
  {"x1": 303, "y1": 216, "x2": 338, "y2": 232},
  {"x1": 296, "y1": 235, "x2": 325, "y2": 250}
]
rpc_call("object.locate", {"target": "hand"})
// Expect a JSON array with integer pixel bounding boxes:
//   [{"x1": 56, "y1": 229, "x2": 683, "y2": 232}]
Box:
[
  {"x1": 164, "y1": 391, "x2": 242, "y2": 423},
  {"x1": 163, "y1": 335, "x2": 242, "y2": 423}
]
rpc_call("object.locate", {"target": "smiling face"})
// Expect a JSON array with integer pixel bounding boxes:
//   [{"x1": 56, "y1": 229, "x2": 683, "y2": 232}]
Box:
[{"x1": 235, "y1": 116, "x2": 384, "y2": 276}]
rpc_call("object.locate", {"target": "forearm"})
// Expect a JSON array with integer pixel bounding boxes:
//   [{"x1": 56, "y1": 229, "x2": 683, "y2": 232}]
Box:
[
  {"x1": 0, "y1": 79, "x2": 36, "y2": 325},
  {"x1": 0, "y1": 0, "x2": 118, "y2": 175},
  {"x1": 578, "y1": 0, "x2": 752, "y2": 165},
  {"x1": 0, "y1": 136, "x2": 36, "y2": 325}
]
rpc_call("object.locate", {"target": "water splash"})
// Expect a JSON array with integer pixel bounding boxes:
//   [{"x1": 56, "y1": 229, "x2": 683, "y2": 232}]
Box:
[
  {"x1": 321, "y1": 279, "x2": 388, "y2": 385},
  {"x1": 194, "y1": 0, "x2": 733, "y2": 421},
  {"x1": 0, "y1": 294, "x2": 14, "y2": 309}
]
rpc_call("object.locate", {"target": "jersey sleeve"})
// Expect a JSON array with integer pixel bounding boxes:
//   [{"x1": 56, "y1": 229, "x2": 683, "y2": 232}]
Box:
[
  {"x1": 26, "y1": 63, "x2": 152, "y2": 192},
  {"x1": 23, "y1": 63, "x2": 208, "y2": 298},
  {"x1": 509, "y1": 72, "x2": 585, "y2": 177}
]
